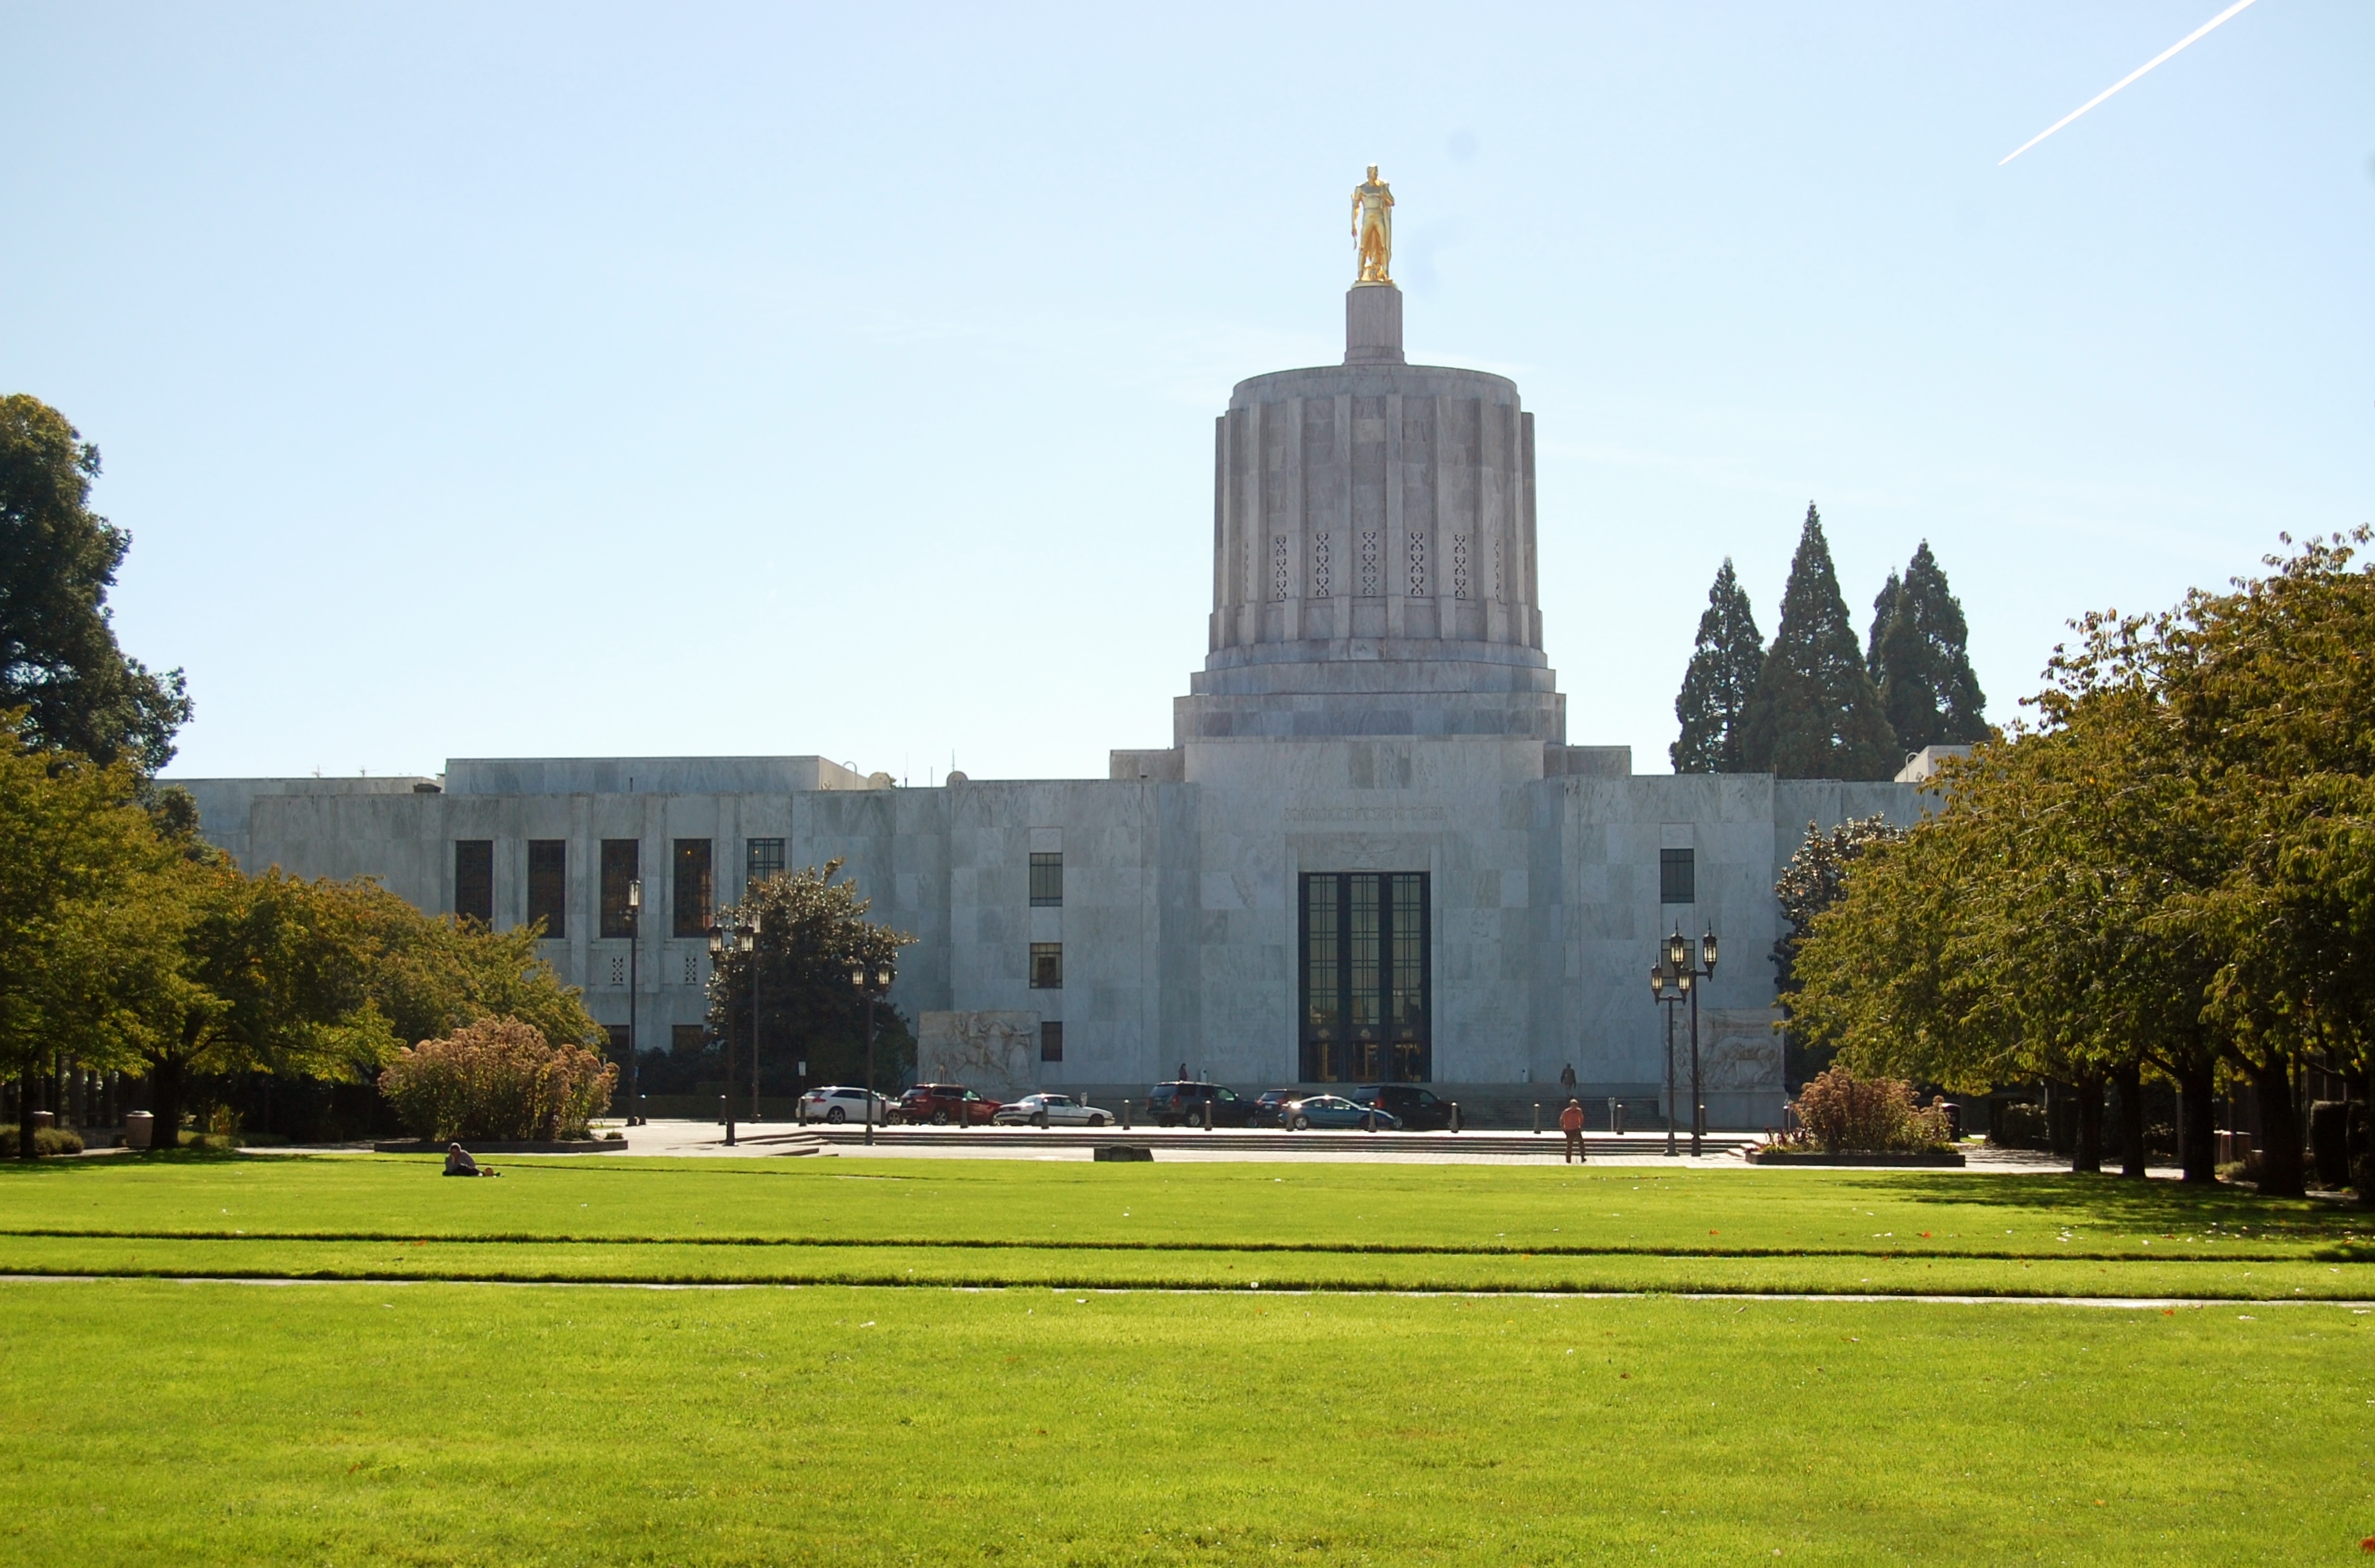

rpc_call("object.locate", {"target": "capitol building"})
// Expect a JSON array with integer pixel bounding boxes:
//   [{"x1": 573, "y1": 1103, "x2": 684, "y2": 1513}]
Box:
[{"x1": 185, "y1": 190, "x2": 1921, "y2": 1127}]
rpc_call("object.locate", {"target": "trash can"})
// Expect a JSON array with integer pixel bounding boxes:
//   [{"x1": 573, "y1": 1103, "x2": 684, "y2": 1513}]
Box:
[{"x1": 124, "y1": 1110, "x2": 154, "y2": 1150}]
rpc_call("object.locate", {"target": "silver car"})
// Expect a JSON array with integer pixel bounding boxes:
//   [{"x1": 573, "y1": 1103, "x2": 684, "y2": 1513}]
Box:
[
  {"x1": 797, "y1": 1086, "x2": 896, "y2": 1125},
  {"x1": 991, "y1": 1092, "x2": 1116, "y2": 1128}
]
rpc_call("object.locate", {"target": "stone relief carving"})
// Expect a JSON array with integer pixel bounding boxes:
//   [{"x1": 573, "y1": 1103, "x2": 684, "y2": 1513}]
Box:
[{"x1": 916, "y1": 1010, "x2": 1042, "y2": 1098}]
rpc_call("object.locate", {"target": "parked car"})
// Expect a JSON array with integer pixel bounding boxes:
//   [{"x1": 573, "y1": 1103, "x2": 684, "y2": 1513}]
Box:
[
  {"x1": 1252, "y1": 1089, "x2": 1299, "y2": 1128},
  {"x1": 1142, "y1": 1081, "x2": 1261, "y2": 1128},
  {"x1": 797, "y1": 1085, "x2": 895, "y2": 1125},
  {"x1": 991, "y1": 1093, "x2": 1115, "y2": 1128},
  {"x1": 1282, "y1": 1095, "x2": 1402, "y2": 1132},
  {"x1": 1350, "y1": 1083, "x2": 1455, "y2": 1131},
  {"x1": 895, "y1": 1083, "x2": 1002, "y2": 1126}
]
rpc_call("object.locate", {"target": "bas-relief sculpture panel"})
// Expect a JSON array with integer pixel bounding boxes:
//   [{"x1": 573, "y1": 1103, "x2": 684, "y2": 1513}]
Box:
[{"x1": 917, "y1": 1010, "x2": 1042, "y2": 1097}]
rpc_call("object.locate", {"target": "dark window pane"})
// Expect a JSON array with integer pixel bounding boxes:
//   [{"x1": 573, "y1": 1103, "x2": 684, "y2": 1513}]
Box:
[
  {"x1": 1349, "y1": 875, "x2": 1381, "y2": 1028},
  {"x1": 454, "y1": 840, "x2": 493, "y2": 925},
  {"x1": 1301, "y1": 871, "x2": 1428, "y2": 1084},
  {"x1": 600, "y1": 840, "x2": 639, "y2": 939},
  {"x1": 746, "y1": 837, "x2": 786, "y2": 888},
  {"x1": 1040, "y1": 1022, "x2": 1064, "y2": 1063},
  {"x1": 1660, "y1": 848, "x2": 1695, "y2": 905},
  {"x1": 1029, "y1": 942, "x2": 1063, "y2": 989},
  {"x1": 604, "y1": 1024, "x2": 632, "y2": 1067},
  {"x1": 674, "y1": 839, "x2": 713, "y2": 937},
  {"x1": 671, "y1": 1024, "x2": 707, "y2": 1056},
  {"x1": 527, "y1": 840, "x2": 566, "y2": 940},
  {"x1": 1029, "y1": 852, "x2": 1063, "y2": 907}
]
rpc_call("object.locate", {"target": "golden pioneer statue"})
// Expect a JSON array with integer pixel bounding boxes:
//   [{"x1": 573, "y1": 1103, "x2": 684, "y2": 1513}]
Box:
[{"x1": 1350, "y1": 164, "x2": 1394, "y2": 284}]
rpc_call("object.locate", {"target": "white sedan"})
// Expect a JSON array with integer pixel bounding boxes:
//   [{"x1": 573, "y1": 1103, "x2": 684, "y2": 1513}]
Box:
[
  {"x1": 797, "y1": 1086, "x2": 896, "y2": 1125},
  {"x1": 991, "y1": 1093, "x2": 1116, "y2": 1128}
]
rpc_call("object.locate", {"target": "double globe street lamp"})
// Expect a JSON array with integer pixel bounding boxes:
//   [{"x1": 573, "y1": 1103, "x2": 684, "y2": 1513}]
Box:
[
  {"x1": 1647, "y1": 926, "x2": 1719, "y2": 1157},
  {"x1": 708, "y1": 913, "x2": 756, "y2": 1145},
  {"x1": 849, "y1": 960, "x2": 895, "y2": 1146}
]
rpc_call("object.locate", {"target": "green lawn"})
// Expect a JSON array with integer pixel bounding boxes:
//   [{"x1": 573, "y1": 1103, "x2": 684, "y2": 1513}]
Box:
[{"x1": 3, "y1": 1155, "x2": 2372, "y2": 1564}]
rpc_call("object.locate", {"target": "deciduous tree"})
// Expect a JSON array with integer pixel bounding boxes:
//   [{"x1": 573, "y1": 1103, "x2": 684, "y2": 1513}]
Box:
[{"x1": 708, "y1": 860, "x2": 917, "y2": 1095}]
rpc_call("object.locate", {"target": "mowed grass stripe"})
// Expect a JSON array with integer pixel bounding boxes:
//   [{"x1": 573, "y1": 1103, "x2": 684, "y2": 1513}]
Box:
[
  {"x1": 1, "y1": 1234, "x2": 2368, "y2": 1299},
  {"x1": 2, "y1": 1279, "x2": 2369, "y2": 1565},
  {"x1": 0, "y1": 1224, "x2": 2363, "y2": 1265}
]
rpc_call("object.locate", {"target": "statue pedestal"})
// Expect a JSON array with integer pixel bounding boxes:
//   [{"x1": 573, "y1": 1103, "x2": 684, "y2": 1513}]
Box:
[{"x1": 1345, "y1": 284, "x2": 1404, "y2": 365}]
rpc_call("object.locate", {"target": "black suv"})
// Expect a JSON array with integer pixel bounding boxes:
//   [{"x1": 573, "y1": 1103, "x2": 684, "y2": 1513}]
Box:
[
  {"x1": 1350, "y1": 1084, "x2": 1455, "y2": 1131},
  {"x1": 1142, "y1": 1081, "x2": 1261, "y2": 1128}
]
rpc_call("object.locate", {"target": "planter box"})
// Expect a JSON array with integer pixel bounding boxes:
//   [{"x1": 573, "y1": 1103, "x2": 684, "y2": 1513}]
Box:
[
  {"x1": 1744, "y1": 1149, "x2": 1966, "y2": 1167},
  {"x1": 373, "y1": 1139, "x2": 631, "y2": 1155}
]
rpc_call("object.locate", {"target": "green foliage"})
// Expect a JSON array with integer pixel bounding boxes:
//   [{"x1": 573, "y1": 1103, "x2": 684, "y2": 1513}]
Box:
[
  {"x1": 1869, "y1": 540, "x2": 1989, "y2": 753},
  {"x1": 1770, "y1": 814, "x2": 1904, "y2": 1086},
  {"x1": 333, "y1": 880, "x2": 601, "y2": 1052},
  {"x1": 706, "y1": 859, "x2": 917, "y2": 1089},
  {"x1": 0, "y1": 1126, "x2": 84, "y2": 1157},
  {"x1": 1740, "y1": 504, "x2": 1901, "y2": 780},
  {"x1": 0, "y1": 396, "x2": 191, "y2": 774},
  {"x1": 1670, "y1": 557, "x2": 1765, "y2": 773},
  {"x1": 1774, "y1": 1066, "x2": 1954, "y2": 1153},
  {"x1": 377, "y1": 1015, "x2": 614, "y2": 1141},
  {"x1": 0, "y1": 713, "x2": 179, "y2": 1098}
]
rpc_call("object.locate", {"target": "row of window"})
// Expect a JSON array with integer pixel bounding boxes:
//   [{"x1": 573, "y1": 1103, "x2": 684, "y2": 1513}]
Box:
[
  {"x1": 601, "y1": 1019, "x2": 1068, "y2": 1064},
  {"x1": 454, "y1": 837, "x2": 788, "y2": 940}
]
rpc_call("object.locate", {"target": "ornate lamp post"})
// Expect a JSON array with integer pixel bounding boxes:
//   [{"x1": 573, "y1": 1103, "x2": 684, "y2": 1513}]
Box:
[
  {"x1": 1659, "y1": 925, "x2": 1720, "y2": 1156},
  {"x1": 709, "y1": 914, "x2": 755, "y2": 1145},
  {"x1": 850, "y1": 959, "x2": 895, "y2": 1146},
  {"x1": 746, "y1": 910, "x2": 764, "y2": 1123},
  {"x1": 625, "y1": 879, "x2": 643, "y2": 1126},
  {"x1": 1648, "y1": 960, "x2": 1686, "y2": 1157}
]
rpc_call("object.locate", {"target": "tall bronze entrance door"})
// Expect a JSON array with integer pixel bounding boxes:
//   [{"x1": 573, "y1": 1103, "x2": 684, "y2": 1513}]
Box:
[{"x1": 1299, "y1": 872, "x2": 1431, "y2": 1083}]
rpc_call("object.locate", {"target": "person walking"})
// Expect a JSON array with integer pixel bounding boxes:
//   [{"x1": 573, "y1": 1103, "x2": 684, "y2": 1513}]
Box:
[
  {"x1": 1558, "y1": 1062, "x2": 1578, "y2": 1093},
  {"x1": 1559, "y1": 1099, "x2": 1585, "y2": 1163}
]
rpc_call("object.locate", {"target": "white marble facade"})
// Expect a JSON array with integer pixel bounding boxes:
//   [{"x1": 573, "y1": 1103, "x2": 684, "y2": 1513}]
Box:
[{"x1": 180, "y1": 286, "x2": 1923, "y2": 1126}]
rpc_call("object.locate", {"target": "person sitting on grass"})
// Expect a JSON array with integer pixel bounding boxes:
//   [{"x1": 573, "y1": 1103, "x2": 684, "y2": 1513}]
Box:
[{"x1": 442, "y1": 1143, "x2": 499, "y2": 1177}]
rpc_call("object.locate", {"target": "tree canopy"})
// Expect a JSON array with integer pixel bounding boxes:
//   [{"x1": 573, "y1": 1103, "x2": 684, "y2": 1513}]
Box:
[
  {"x1": 707, "y1": 859, "x2": 917, "y2": 1093},
  {"x1": 1739, "y1": 504, "x2": 1901, "y2": 780},
  {"x1": 0, "y1": 396, "x2": 191, "y2": 773},
  {"x1": 1670, "y1": 558, "x2": 1764, "y2": 774}
]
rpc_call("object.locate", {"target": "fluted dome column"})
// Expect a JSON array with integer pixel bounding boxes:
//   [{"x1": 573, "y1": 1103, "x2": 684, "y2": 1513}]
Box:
[{"x1": 1180, "y1": 284, "x2": 1562, "y2": 744}]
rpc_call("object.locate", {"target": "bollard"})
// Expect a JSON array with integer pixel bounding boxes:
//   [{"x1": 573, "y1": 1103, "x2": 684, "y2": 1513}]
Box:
[
  {"x1": 1450, "y1": 1101, "x2": 1461, "y2": 1134},
  {"x1": 1122, "y1": 1099, "x2": 1132, "y2": 1130},
  {"x1": 1532, "y1": 1102, "x2": 1542, "y2": 1135}
]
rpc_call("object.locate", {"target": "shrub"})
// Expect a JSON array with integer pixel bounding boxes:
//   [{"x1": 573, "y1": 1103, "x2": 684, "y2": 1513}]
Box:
[
  {"x1": 1776, "y1": 1067, "x2": 1953, "y2": 1154},
  {"x1": 1989, "y1": 1103, "x2": 2049, "y2": 1150},
  {"x1": 378, "y1": 1016, "x2": 614, "y2": 1142},
  {"x1": 0, "y1": 1127, "x2": 86, "y2": 1157}
]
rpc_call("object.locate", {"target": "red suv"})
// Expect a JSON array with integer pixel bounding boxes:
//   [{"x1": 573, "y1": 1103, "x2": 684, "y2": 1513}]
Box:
[{"x1": 895, "y1": 1083, "x2": 1002, "y2": 1126}]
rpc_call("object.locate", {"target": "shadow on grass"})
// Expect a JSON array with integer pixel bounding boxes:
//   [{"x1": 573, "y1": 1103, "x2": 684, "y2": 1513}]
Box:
[{"x1": 1848, "y1": 1169, "x2": 2365, "y2": 1238}]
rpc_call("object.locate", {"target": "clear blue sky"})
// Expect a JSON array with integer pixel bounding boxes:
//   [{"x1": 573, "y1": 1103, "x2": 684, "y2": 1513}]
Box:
[{"x1": 5, "y1": 2, "x2": 2369, "y2": 783}]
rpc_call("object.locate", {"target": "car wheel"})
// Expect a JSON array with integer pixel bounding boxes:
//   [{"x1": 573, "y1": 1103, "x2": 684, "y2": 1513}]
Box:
[
  {"x1": 931, "y1": 1110, "x2": 950, "y2": 1126},
  {"x1": 1095, "y1": 1113, "x2": 1111, "y2": 1126},
  {"x1": 1292, "y1": 1114, "x2": 1310, "y2": 1131},
  {"x1": 824, "y1": 1106, "x2": 846, "y2": 1124}
]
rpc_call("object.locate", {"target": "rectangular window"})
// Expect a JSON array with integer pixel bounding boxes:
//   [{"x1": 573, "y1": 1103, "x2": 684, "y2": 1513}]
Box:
[
  {"x1": 454, "y1": 840, "x2": 493, "y2": 925},
  {"x1": 1040, "y1": 1021, "x2": 1064, "y2": 1063},
  {"x1": 527, "y1": 840, "x2": 566, "y2": 939},
  {"x1": 1029, "y1": 942, "x2": 1063, "y2": 990},
  {"x1": 1029, "y1": 851, "x2": 1063, "y2": 907},
  {"x1": 1299, "y1": 872, "x2": 1430, "y2": 1083},
  {"x1": 603, "y1": 1024, "x2": 632, "y2": 1066},
  {"x1": 674, "y1": 839, "x2": 713, "y2": 937},
  {"x1": 746, "y1": 837, "x2": 786, "y2": 888},
  {"x1": 671, "y1": 1024, "x2": 706, "y2": 1058},
  {"x1": 1660, "y1": 848, "x2": 1696, "y2": 905},
  {"x1": 600, "y1": 840, "x2": 639, "y2": 938}
]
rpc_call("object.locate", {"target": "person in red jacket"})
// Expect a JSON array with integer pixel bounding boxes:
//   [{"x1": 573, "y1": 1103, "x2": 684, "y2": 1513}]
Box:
[{"x1": 1559, "y1": 1099, "x2": 1585, "y2": 1163}]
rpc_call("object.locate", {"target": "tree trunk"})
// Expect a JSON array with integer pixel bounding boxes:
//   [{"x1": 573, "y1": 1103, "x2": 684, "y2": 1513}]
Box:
[
  {"x1": 2116, "y1": 1064, "x2": 2147, "y2": 1178},
  {"x1": 147, "y1": 1056, "x2": 183, "y2": 1156},
  {"x1": 2179, "y1": 1061, "x2": 2218, "y2": 1184},
  {"x1": 2073, "y1": 1076, "x2": 2104, "y2": 1174},
  {"x1": 14, "y1": 1076, "x2": 34, "y2": 1161},
  {"x1": 2246, "y1": 1056, "x2": 2305, "y2": 1199}
]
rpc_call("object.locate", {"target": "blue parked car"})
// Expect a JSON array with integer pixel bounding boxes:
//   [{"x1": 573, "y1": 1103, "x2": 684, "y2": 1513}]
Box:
[{"x1": 1281, "y1": 1094, "x2": 1401, "y2": 1132}]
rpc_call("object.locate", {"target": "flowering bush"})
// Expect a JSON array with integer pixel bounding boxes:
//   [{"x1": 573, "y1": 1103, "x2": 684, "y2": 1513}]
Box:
[
  {"x1": 1774, "y1": 1066, "x2": 1954, "y2": 1154},
  {"x1": 378, "y1": 1016, "x2": 614, "y2": 1141}
]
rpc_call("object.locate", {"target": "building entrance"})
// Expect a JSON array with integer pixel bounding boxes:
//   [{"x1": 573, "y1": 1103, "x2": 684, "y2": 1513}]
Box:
[{"x1": 1299, "y1": 872, "x2": 1431, "y2": 1083}]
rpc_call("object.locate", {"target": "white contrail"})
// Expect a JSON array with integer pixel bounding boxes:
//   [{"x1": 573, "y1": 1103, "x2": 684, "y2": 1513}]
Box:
[{"x1": 2000, "y1": 0, "x2": 2261, "y2": 166}]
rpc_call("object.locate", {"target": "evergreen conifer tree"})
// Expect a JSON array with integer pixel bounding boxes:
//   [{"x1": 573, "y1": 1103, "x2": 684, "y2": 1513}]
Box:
[
  {"x1": 1869, "y1": 539, "x2": 1988, "y2": 752},
  {"x1": 1739, "y1": 504, "x2": 1900, "y2": 780},
  {"x1": 1670, "y1": 558, "x2": 1763, "y2": 773},
  {"x1": 1866, "y1": 570, "x2": 1902, "y2": 680}
]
